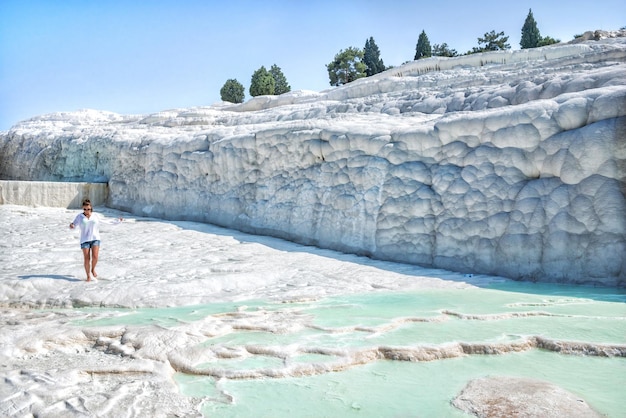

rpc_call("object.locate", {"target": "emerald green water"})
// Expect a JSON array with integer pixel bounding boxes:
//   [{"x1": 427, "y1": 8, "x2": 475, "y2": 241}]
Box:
[{"x1": 76, "y1": 282, "x2": 626, "y2": 417}]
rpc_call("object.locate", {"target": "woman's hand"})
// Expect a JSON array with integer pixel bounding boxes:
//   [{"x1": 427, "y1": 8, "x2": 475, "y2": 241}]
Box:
[{"x1": 69, "y1": 223, "x2": 75, "y2": 229}]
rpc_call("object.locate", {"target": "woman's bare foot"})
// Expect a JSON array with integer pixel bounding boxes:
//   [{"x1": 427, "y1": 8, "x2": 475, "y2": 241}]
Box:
[
  {"x1": 87, "y1": 276, "x2": 91, "y2": 282},
  {"x1": 92, "y1": 269, "x2": 98, "y2": 278}
]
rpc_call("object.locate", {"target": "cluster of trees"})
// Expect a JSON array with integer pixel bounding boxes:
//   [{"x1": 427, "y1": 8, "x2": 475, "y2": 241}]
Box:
[
  {"x1": 326, "y1": 37, "x2": 386, "y2": 86},
  {"x1": 327, "y1": 8, "x2": 560, "y2": 86},
  {"x1": 220, "y1": 64, "x2": 291, "y2": 104}
]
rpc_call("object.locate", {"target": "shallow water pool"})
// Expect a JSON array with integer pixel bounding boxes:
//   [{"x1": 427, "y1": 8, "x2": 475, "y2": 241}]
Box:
[{"x1": 75, "y1": 283, "x2": 626, "y2": 417}]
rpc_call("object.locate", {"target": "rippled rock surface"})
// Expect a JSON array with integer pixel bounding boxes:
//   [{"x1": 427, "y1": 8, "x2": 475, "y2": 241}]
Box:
[{"x1": 1, "y1": 37, "x2": 625, "y2": 285}]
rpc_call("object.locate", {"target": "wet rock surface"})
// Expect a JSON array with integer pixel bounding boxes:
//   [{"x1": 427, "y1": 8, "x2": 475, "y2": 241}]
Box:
[{"x1": 452, "y1": 376, "x2": 601, "y2": 417}]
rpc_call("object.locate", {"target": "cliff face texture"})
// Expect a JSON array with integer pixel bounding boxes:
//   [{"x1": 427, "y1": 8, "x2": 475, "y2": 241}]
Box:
[{"x1": 1, "y1": 37, "x2": 625, "y2": 286}]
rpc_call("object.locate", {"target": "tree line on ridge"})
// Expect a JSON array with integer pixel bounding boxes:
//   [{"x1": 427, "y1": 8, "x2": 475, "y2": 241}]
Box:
[{"x1": 220, "y1": 9, "x2": 560, "y2": 102}]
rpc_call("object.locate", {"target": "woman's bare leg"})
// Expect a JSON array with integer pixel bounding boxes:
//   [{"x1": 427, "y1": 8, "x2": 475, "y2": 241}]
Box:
[
  {"x1": 91, "y1": 245, "x2": 99, "y2": 278},
  {"x1": 82, "y1": 247, "x2": 92, "y2": 281}
]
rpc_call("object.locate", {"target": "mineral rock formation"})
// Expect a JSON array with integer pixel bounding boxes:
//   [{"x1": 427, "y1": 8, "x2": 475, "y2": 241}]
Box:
[
  {"x1": 1, "y1": 36, "x2": 625, "y2": 285},
  {"x1": 452, "y1": 376, "x2": 601, "y2": 417}
]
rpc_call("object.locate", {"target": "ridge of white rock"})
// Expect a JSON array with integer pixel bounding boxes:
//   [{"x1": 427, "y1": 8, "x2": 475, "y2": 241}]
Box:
[{"x1": 1, "y1": 36, "x2": 625, "y2": 286}]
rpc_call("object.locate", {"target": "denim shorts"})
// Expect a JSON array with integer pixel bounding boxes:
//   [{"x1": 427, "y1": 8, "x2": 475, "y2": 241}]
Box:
[{"x1": 80, "y1": 240, "x2": 101, "y2": 249}]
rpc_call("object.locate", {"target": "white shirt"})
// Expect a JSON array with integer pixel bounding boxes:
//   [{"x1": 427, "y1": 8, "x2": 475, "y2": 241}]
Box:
[{"x1": 72, "y1": 212, "x2": 119, "y2": 244}]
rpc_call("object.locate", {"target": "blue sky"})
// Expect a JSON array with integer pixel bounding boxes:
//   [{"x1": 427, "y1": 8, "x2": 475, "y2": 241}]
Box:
[{"x1": 1, "y1": 0, "x2": 624, "y2": 130}]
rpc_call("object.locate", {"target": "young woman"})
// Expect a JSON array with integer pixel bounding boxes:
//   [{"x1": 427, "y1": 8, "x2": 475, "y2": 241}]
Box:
[{"x1": 69, "y1": 199, "x2": 122, "y2": 281}]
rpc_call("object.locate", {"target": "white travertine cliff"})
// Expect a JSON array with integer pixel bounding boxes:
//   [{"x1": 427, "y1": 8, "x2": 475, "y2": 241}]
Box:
[{"x1": 1, "y1": 36, "x2": 625, "y2": 285}]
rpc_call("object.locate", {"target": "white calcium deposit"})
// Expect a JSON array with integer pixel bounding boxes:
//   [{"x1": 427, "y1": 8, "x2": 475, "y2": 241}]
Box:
[{"x1": 1, "y1": 37, "x2": 625, "y2": 285}]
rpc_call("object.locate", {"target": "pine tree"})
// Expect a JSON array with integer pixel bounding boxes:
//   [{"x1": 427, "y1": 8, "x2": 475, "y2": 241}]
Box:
[
  {"x1": 219, "y1": 79, "x2": 245, "y2": 103},
  {"x1": 432, "y1": 43, "x2": 458, "y2": 57},
  {"x1": 326, "y1": 47, "x2": 366, "y2": 86},
  {"x1": 249, "y1": 66, "x2": 275, "y2": 97},
  {"x1": 470, "y1": 30, "x2": 510, "y2": 53},
  {"x1": 269, "y1": 64, "x2": 291, "y2": 95},
  {"x1": 414, "y1": 30, "x2": 431, "y2": 60},
  {"x1": 520, "y1": 9, "x2": 541, "y2": 49},
  {"x1": 363, "y1": 37, "x2": 385, "y2": 76}
]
